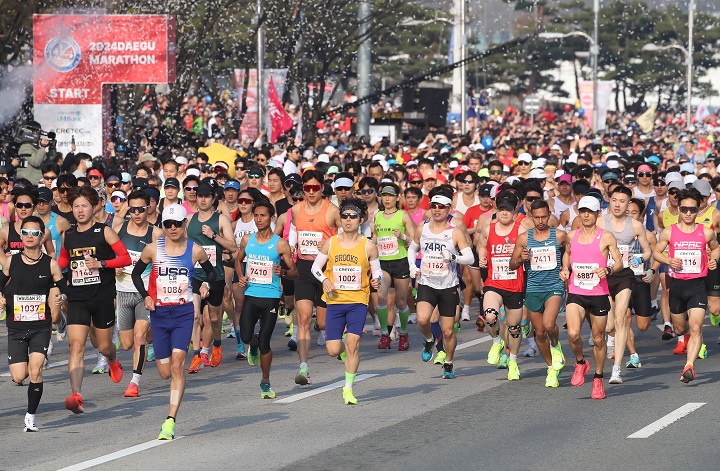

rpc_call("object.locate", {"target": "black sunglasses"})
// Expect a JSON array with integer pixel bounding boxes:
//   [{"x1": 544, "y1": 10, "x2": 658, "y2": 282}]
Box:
[
  {"x1": 340, "y1": 212, "x2": 360, "y2": 220},
  {"x1": 359, "y1": 189, "x2": 375, "y2": 195},
  {"x1": 163, "y1": 220, "x2": 184, "y2": 229}
]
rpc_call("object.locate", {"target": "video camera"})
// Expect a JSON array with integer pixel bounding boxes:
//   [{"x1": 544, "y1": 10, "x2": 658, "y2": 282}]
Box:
[{"x1": 11, "y1": 122, "x2": 57, "y2": 168}]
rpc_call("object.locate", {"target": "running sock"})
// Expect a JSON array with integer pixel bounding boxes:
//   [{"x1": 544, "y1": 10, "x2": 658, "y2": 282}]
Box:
[
  {"x1": 594, "y1": 373, "x2": 603, "y2": 379},
  {"x1": 678, "y1": 334, "x2": 688, "y2": 344},
  {"x1": 235, "y1": 330, "x2": 241, "y2": 345},
  {"x1": 651, "y1": 300, "x2": 659, "y2": 309},
  {"x1": 398, "y1": 307, "x2": 410, "y2": 333},
  {"x1": 134, "y1": 345, "x2": 145, "y2": 375},
  {"x1": 492, "y1": 336, "x2": 501, "y2": 344},
  {"x1": 577, "y1": 358, "x2": 586, "y2": 364},
  {"x1": 430, "y1": 321, "x2": 442, "y2": 342},
  {"x1": 509, "y1": 354, "x2": 518, "y2": 362},
  {"x1": 376, "y1": 305, "x2": 389, "y2": 332},
  {"x1": 167, "y1": 416, "x2": 175, "y2": 422},
  {"x1": 200, "y1": 347, "x2": 211, "y2": 355},
  {"x1": 193, "y1": 349, "x2": 201, "y2": 358},
  {"x1": 213, "y1": 339, "x2": 222, "y2": 348},
  {"x1": 664, "y1": 322, "x2": 672, "y2": 328},
  {"x1": 131, "y1": 373, "x2": 141, "y2": 386},
  {"x1": 300, "y1": 362, "x2": 308, "y2": 370},
  {"x1": 344, "y1": 372, "x2": 356, "y2": 389},
  {"x1": 607, "y1": 335, "x2": 615, "y2": 347},
  {"x1": 96, "y1": 349, "x2": 102, "y2": 360},
  {"x1": 27, "y1": 382, "x2": 43, "y2": 415}
]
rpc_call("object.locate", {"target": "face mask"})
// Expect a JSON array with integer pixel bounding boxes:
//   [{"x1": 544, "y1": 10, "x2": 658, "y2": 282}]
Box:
[{"x1": 85, "y1": 160, "x2": 93, "y2": 169}]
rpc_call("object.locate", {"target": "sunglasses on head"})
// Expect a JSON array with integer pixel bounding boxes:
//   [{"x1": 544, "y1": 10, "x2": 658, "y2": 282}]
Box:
[
  {"x1": 335, "y1": 186, "x2": 352, "y2": 192},
  {"x1": 163, "y1": 220, "x2": 184, "y2": 229},
  {"x1": 238, "y1": 198, "x2": 253, "y2": 205},
  {"x1": 679, "y1": 205, "x2": 699, "y2": 214},
  {"x1": 21, "y1": 229, "x2": 42, "y2": 237},
  {"x1": 16, "y1": 202, "x2": 34, "y2": 209},
  {"x1": 184, "y1": 186, "x2": 198, "y2": 192},
  {"x1": 111, "y1": 196, "x2": 126, "y2": 203},
  {"x1": 303, "y1": 184, "x2": 322, "y2": 193},
  {"x1": 430, "y1": 202, "x2": 449, "y2": 210},
  {"x1": 410, "y1": 180, "x2": 423, "y2": 185},
  {"x1": 128, "y1": 206, "x2": 147, "y2": 214},
  {"x1": 340, "y1": 212, "x2": 360, "y2": 220},
  {"x1": 359, "y1": 188, "x2": 375, "y2": 195}
]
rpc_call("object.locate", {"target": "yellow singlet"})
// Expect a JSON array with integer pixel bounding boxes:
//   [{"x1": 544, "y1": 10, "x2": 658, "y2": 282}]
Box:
[{"x1": 323, "y1": 236, "x2": 370, "y2": 305}]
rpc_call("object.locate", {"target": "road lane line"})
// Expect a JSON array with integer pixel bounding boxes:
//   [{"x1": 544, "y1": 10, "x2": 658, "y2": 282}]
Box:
[
  {"x1": 627, "y1": 403, "x2": 706, "y2": 438},
  {"x1": 1, "y1": 354, "x2": 95, "y2": 377},
  {"x1": 56, "y1": 437, "x2": 184, "y2": 471},
  {"x1": 456, "y1": 335, "x2": 492, "y2": 351},
  {"x1": 275, "y1": 374, "x2": 378, "y2": 404}
]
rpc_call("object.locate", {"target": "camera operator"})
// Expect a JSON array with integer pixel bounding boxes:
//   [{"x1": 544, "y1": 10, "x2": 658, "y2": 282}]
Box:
[{"x1": 16, "y1": 121, "x2": 51, "y2": 185}]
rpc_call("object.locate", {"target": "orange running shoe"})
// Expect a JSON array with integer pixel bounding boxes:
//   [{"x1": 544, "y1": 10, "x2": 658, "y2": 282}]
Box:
[
  {"x1": 591, "y1": 377, "x2": 605, "y2": 399},
  {"x1": 210, "y1": 345, "x2": 222, "y2": 367},
  {"x1": 680, "y1": 364, "x2": 695, "y2": 383},
  {"x1": 65, "y1": 391, "x2": 84, "y2": 414},
  {"x1": 188, "y1": 355, "x2": 202, "y2": 373},
  {"x1": 124, "y1": 382, "x2": 139, "y2": 397},
  {"x1": 108, "y1": 358, "x2": 123, "y2": 383},
  {"x1": 570, "y1": 359, "x2": 590, "y2": 386}
]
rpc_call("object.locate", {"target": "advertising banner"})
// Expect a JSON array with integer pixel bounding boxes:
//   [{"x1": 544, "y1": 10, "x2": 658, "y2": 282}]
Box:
[
  {"x1": 579, "y1": 80, "x2": 613, "y2": 131},
  {"x1": 33, "y1": 14, "x2": 176, "y2": 156},
  {"x1": 235, "y1": 68, "x2": 290, "y2": 143}
]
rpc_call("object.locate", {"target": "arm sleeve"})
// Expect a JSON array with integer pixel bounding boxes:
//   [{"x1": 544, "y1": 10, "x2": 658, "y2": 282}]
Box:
[
  {"x1": 288, "y1": 222, "x2": 297, "y2": 247},
  {"x1": 132, "y1": 259, "x2": 150, "y2": 299},
  {"x1": 311, "y1": 252, "x2": 329, "y2": 283},
  {"x1": 104, "y1": 240, "x2": 131, "y2": 269},
  {"x1": 370, "y1": 258, "x2": 383, "y2": 282},
  {"x1": 58, "y1": 247, "x2": 70, "y2": 270},
  {"x1": 406, "y1": 240, "x2": 419, "y2": 265},
  {"x1": 201, "y1": 260, "x2": 216, "y2": 283},
  {"x1": 456, "y1": 246, "x2": 474, "y2": 265}
]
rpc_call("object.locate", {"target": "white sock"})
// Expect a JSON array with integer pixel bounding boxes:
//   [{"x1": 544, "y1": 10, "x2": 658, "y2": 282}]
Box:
[
  {"x1": 201, "y1": 346, "x2": 211, "y2": 355},
  {"x1": 300, "y1": 362, "x2": 308, "y2": 370},
  {"x1": 131, "y1": 373, "x2": 141, "y2": 385},
  {"x1": 607, "y1": 336, "x2": 615, "y2": 347},
  {"x1": 509, "y1": 353, "x2": 518, "y2": 361},
  {"x1": 96, "y1": 349, "x2": 102, "y2": 360},
  {"x1": 651, "y1": 300, "x2": 658, "y2": 308},
  {"x1": 665, "y1": 322, "x2": 672, "y2": 328},
  {"x1": 492, "y1": 336, "x2": 501, "y2": 344}
]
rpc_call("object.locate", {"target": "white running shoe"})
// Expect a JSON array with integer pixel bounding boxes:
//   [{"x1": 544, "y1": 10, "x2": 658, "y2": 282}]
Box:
[
  {"x1": 609, "y1": 365, "x2": 623, "y2": 384},
  {"x1": 56, "y1": 312, "x2": 68, "y2": 342},
  {"x1": 92, "y1": 355, "x2": 108, "y2": 374},
  {"x1": 372, "y1": 327, "x2": 382, "y2": 337},
  {"x1": 47, "y1": 338, "x2": 54, "y2": 357},
  {"x1": 390, "y1": 329, "x2": 399, "y2": 341},
  {"x1": 24, "y1": 413, "x2": 38, "y2": 432},
  {"x1": 317, "y1": 330, "x2": 326, "y2": 346},
  {"x1": 522, "y1": 337, "x2": 539, "y2": 357},
  {"x1": 408, "y1": 314, "x2": 417, "y2": 324},
  {"x1": 112, "y1": 325, "x2": 120, "y2": 349},
  {"x1": 460, "y1": 305, "x2": 471, "y2": 322}
]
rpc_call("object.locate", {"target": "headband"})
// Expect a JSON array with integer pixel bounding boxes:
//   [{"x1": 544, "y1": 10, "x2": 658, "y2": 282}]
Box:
[{"x1": 340, "y1": 204, "x2": 365, "y2": 218}]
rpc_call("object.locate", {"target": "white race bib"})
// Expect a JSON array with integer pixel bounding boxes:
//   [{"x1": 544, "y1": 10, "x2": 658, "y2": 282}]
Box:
[
  {"x1": 124, "y1": 250, "x2": 142, "y2": 275},
  {"x1": 676, "y1": 249, "x2": 701, "y2": 274},
  {"x1": 421, "y1": 253, "x2": 448, "y2": 276},
  {"x1": 247, "y1": 259, "x2": 273, "y2": 285},
  {"x1": 377, "y1": 236, "x2": 399, "y2": 257},
  {"x1": 157, "y1": 274, "x2": 190, "y2": 305},
  {"x1": 491, "y1": 256, "x2": 517, "y2": 280},
  {"x1": 298, "y1": 231, "x2": 323, "y2": 255},
  {"x1": 13, "y1": 294, "x2": 46, "y2": 322},
  {"x1": 572, "y1": 262, "x2": 600, "y2": 290},
  {"x1": 195, "y1": 245, "x2": 217, "y2": 268},
  {"x1": 530, "y1": 246, "x2": 557, "y2": 271},
  {"x1": 71, "y1": 259, "x2": 100, "y2": 286},
  {"x1": 611, "y1": 244, "x2": 630, "y2": 268},
  {"x1": 333, "y1": 265, "x2": 362, "y2": 290}
]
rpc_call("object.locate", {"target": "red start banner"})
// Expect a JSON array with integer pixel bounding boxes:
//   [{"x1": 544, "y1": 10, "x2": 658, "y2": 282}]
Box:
[{"x1": 33, "y1": 15, "x2": 176, "y2": 156}]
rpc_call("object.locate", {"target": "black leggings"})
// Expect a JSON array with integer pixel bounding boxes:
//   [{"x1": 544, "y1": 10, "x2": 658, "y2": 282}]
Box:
[{"x1": 240, "y1": 296, "x2": 280, "y2": 354}]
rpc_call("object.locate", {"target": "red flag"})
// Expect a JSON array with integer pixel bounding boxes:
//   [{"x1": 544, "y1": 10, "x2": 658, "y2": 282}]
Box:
[{"x1": 268, "y1": 77, "x2": 293, "y2": 143}]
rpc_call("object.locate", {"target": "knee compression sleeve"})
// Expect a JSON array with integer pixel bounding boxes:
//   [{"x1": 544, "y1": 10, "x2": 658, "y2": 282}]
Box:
[
  {"x1": 508, "y1": 325, "x2": 521, "y2": 338},
  {"x1": 485, "y1": 308, "x2": 499, "y2": 327}
]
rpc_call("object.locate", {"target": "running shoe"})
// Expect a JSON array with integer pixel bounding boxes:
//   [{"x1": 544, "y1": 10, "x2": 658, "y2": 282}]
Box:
[
  {"x1": 108, "y1": 358, "x2": 123, "y2": 383},
  {"x1": 248, "y1": 336, "x2": 260, "y2": 366},
  {"x1": 454, "y1": 321, "x2": 461, "y2": 334},
  {"x1": 650, "y1": 305, "x2": 660, "y2": 321},
  {"x1": 570, "y1": 359, "x2": 590, "y2": 387},
  {"x1": 591, "y1": 377, "x2": 605, "y2": 399},
  {"x1": 606, "y1": 343, "x2": 615, "y2": 360},
  {"x1": 609, "y1": 365, "x2": 622, "y2": 384},
  {"x1": 147, "y1": 345, "x2": 155, "y2": 362},
  {"x1": 124, "y1": 382, "x2": 139, "y2": 397},
  {"x1": 433, "y1": 350, "x2": 447, "y2": 365},
  {"x1": 710, "y1": 312, "x2": 720, "y2": 326},
  {"x1": 236, "y1": 344, "x2": 246, "y2": 359},
  {"x1": 421, "y1": 338, "x2": 434, "y2": 362},
  {"x1": 497, "y1": 351, "x2": 509, "y2": 369},
  {"x1": 295, "y1": 366, "x2": 310, "y2": 385},
  {"x1": 0, "y1": 307, "x2": 5, "y2": 321},
  {"x1": 398, "y1": 333, "x2": 410, "y2": 351},
  {"x1": 226, "y1": 329, "x2": 235, "y2": 339},
  {"x1": 56, "y1": 313, "x2": 68, "y2": 341},
  {"x1": 285, "y1": 323, "x2": 294, "y2": 337},
  {"x1": 222, "y1": 312, "x2": 229, "y2": 323},
  {"x1": 521, "y1": 323, "x2": 531, "y2": 338},
  {"x1": 487, "y1": 340, "x2": 504, "y2": 365},
  {"x1": 507, "y1": 360, "x2": 520, "y2": 380},
  {"x1": 408, "y1": 313, "x2": 417, "y2": 324},
  {"x1": 342, "y1": 387, "x2": 358, "y2": 405},
  {"x1": 158, "y1": 418, "x2": 175, "y2": 440},
  {"x1": 476, "y1": 315, "x2": 485, "y2": 332},
  {"x1": 317, "y1": 331, "x2": 326, "y2": 347},
  {"x1": 210, "y1": 345, "x2": 223, "y2": 367},
  {"x1": 277, "y1": 304, "x2": 286, "y2": 319},
  {"x1": 626, "y1": 353, "x2": 641, "y2": 368},
  {"x1": 698, "y1": 343, "x2": 708, "y2": 359},
  {"x1": 551, "y1": 342, "x2": 565, "y2": 371},
  {"x1": 372, "y1": 326, "x2": 382, "y2": 337},
  {"x1": 390, "y1": 328, "x2": 399, "y2": 341},
  {"x1": 680, "y1": 364, "x2": 695, "y2": 383},
  {"x1": 287, "y1": 338, "x2": 297, "y2": 351},
  {"x1": 188, "y1": 355, "x2": 203, "y2": 373},
  {"x1": 92, "y1": 356, "x2": 108, "y2": 374},
  {"x1": 24, "y1": 413, "x2": 38, "y2": 432},
  {"x1": 200, "y1": 352, "x2": 211, "y2": 367},
  {"x1": 661, "y1": 325, "x2": 675, "y2": 341},
  {"x1": 112, "y1": 326, "x2": 120, "y2": 350},
  {"x1": 65, "y1": 391, "x2": 84, "y2": 414},
  {"x1": 523, "y1": 338, "x2": 538, "y2": 357},
  {"x1": 672, "y1": 339, "x2": 688, "y2": 355},
  {"x1": 545, "y1": 366, "x2": 559, "y2": 388},
  {"x1": 378, "y1": 334, "x2": 392, "y2": 349},
  {"x1": 442, "y1": 363, "x2": 456, "y2": 379},
  {"x1": 461, "y1": 305, "x2": 470, "y2": 321},
  {"x1": 260, "y1": 382, "x2": 276, "y2": 399}
]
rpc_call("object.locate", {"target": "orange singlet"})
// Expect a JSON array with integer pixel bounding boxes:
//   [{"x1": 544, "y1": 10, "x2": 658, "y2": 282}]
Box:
[{"x1": 295, "y1": 200, "x2": 338, "y2": 261}]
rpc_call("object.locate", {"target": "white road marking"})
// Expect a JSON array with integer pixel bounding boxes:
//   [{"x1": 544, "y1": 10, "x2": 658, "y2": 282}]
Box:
[
  {"x1": 275, "y1": 373, "x2": 378, "y2": 404},
  {"x1": 456, "y1": 335, "x2": 492, "y2": 351},
  {"x1": 56, "y1": 437, "x2": 183, "y2": 471},
  {"x1": 1, "y1": 354, "x2": 95, "y2": 377},
  {"x1": 627, "y1": 403, "x2": 706, "y2": 438}
]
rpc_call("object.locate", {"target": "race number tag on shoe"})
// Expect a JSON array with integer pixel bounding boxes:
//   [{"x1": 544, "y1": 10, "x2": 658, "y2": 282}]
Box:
[
  {"x1": 247, "y1": 259, "x2": 273, "y2": 284},
  {"x1": 333, "y1": 266, "x2": 362, "y2": 290},
  {"x1": 530, "y1": 246, "x2": 556, "y2": 271},
  {"x1": 13, "y1": 295, "x2": 46, "y2": 321},
  {"x1": 71, "y1": 259, "x2": 100, "y2": 286},
  {"x1": 572, "y1": 263, "x2": 600, "y2": 290},
  {"x1": 377, "y1": 236, "x2": 399, "y2": 257}
]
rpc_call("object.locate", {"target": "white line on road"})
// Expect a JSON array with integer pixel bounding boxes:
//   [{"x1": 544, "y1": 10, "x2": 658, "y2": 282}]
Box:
[
  {"x1": 1, "y1": 354, "x2": 95, "y2": 377},
  {"x1": 56, "y1": 437, "x2": 183, "y2": 471},
  {"x1": 627, "y1": 403, "x2": 706, "y2": 438},
  {"x1": 456, "y1": 335, "x2": 492, "y2": 351},
  {"x1": 275, "y1": 374, "x2": 378, "y2": 404}
]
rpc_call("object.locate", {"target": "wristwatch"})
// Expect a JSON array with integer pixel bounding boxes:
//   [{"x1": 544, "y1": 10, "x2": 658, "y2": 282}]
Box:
[
  {"x1": 211, "y1": 233, "x2": 217, "y2": 240},
  {"x1": 100, "y1": 260, "x2": 106, "y2": 268}
]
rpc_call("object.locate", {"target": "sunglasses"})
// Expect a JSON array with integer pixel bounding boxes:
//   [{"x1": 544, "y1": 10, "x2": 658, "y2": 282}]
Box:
[
  {"x1": 409, "y1": 180, "x2": 423, "y2": 185},
  {"x1": 654, "y1": 182, "x2": 667, "y2": 186},
  {"x1": 248, "y1": 173, "x2": 263, "y2": 179},
  {"x1": 668, "y1": 189, "x2": 679, "y2": 196},
  {"x1": 489, "y1": 170, "x2": 503, "y2": 175},
  {"x1": 238, "y1": 198, "x2": 253, "y2": 205},
  {"x1": 111, "y1": 196, "x2": 127, "y2": 203},
  {"x1": 459, "y1": 180, "x2": 475, "y2": 184},
  {"x1": 106, "y1": 182, "x2": 121, "y2": 189},
  {"x1": 128, "y1": 206, "x2": 147, "y2": 214},
  {"x1": 638, "y1": 172, "x2": 653, "y2": 177},
  {"x1": 88, "y1": 175, "x2": 101, "y2": 180},
  {"x1": 430, "y1": 203, "x2": 449, "y2": 210},
  {"x1": 58, "y1": 187, "x2": 72, "y2": 194},
  {"x1": 43, "y1": 175, "x2": 57, "y2": 181},
  {"x1": 517, "y1": 161, "x2": 531, "y2": 166},
  {"x1": 715, "y1": 188, "x2": 720, "y2": 193},
  {"x1": 335, "y1": 186, "x2": 352, "y2": 192},
  {"x1": 359, "y1": 189, "x2": 375, "y2": 195},
  {"x1": 16, "y1": 202, "x2": 34, "y2": 209},
  {"x1": 525, "y1": 196, "x2": 541, "y2": 203},
  {"x1": 679, "y1": 206, "x2": 699, "y2": 214},
  {"x1": 303, "y1": 184, "x2": 322, "y2": 193},
  {"x1": 340, "y1": 212, "x2": 360, "y2": 220},
  {"x1": 292, "y1": 196, "x2": 304, "y2": 202},
  {"x1": 21, "y1": 229, "x2": 42, "y2": 237},
  {"x1": 184, "y1": 186, "x2": 198, "y2": 192},
  {"x1": 163, "y1": 220, "x2": 184, "y2": 229},
  {"x1": 236, "y1": 166, "x2": 245, "y2": 171}
]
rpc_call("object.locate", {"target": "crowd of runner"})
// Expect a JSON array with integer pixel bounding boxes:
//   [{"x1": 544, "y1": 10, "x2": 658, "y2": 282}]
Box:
[{"x1": 3, "y1": 107, "x2": 720, "y2": 440}]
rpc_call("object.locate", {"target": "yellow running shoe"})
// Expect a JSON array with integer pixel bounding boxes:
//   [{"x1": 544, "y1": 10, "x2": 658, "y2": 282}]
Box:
[
  {"x1": 551, "y1": 342, "x2": 565, "y2": 371},
  {"x1": 433, "y1": 350, "x2": 447, "y2": 365},
  {"x1": 698, "y1": 343, "x2": 708, "y2": 359},
  {"x1": 158, "y1": 418, "x2": 175, "y2": 440},
  {"x1": 487, "y1": 339, "x2": 504, "y2": 365},
  {"x1": 342, "y1": 387, "x2": 357, "y2": 405},
  {"x1": 507, "y1": 360, "x2": 520, "y2": 380},
  {"x1": 545, "y1": 366, "x2": 559, "y2": 388}
]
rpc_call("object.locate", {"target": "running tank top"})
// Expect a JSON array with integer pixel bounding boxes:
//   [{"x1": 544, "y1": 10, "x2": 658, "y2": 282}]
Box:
[
  {"x1": 295, "y1": 200, "x2": 337, "y2": 261},
  {"x1": 0, "y1": 201, "x2": 8, "y2": 219},
  {"x1": 568, "y1": 228, "x2": 609, "y2": 296},
  {"x1": 409, "y1": 208, "x2": 424, "y2": 260},
  {"x1": 64, "y1": 222, "x2": 117, "y2": 300},
  {"x1": 418, "y1": 222, "x2": 459, "y2": 289},
  {"x1": 187, "y1": 212, "x2": 224, "y2": 281},
  {"x1": 603, "y1": 214, "x2": 634, "y2": 269},
  {"x1": 455, "y1": 194, "x2": 480, "y2": 215},
  {"x1": 233, "y1": 216, "x2": 258, "y2": 246},
  {"x1": 374, "y1": 210, "x2": 407, "y2": 261},
  {"x1": 485, "y1": 220, "x2": 524, "y2": 292},
  {"x1": 323, "y1": 236, "x2": 370, "y2": 305},
  {"x1": 564, "y1": 205, "x2": 579, "y2": 233},
  {"x1": 668, "y1": 224, "x2": 707, "y2": 280},
  {"x1": 44, "y1": 212, "x2": 62, "y2": 256},
  {"x1": 116, "y1": 221, "x2": 154, "y2": 292},
  {"x1": 696, "y1": 206, "x2": 715, "y2": 229},
  {"x1": 662, "y1": 207, "x2": 679, "y2": 228},
  {"x1": 244, "y1": 233, "x2": 282, "y2": 299},
  {"x1": 181, "y1": 201, "x2": 197, "y2": 217},
  {"x1": 6, "y1": 223, "x2": 24, "y2": 255},
  {"x1": 525, "y1": 227, "x2": 563, "y2": 292},
  {"x1": 5, "y1": 253, "x2": 53, "y2": 330},
  {"x1": 552, "y1": 196, "x2": 573, "y2": 220},
  {"x1": 148, "y1": 238, "x2": 195, "y2": 306}
]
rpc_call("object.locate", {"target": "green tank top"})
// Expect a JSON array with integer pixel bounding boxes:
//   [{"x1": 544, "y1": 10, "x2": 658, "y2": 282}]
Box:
[
  {"x1": 374, "y1": 210, "x2": 407, "y2": 261},
  {"x1": 187, "y1": 211, "x2": 224, "y2": 281}
]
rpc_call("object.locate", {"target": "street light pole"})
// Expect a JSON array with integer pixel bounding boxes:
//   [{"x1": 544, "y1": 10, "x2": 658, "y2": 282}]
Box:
[
  {"x1": 460, "y1": 0, "x2": 467, "y2": 134},
  {"x1": 687, "y1": 0, "x2": 694, "y2": 128},
  {"x1": 592, "y1": 0, "x2": 599, "y2": 133},
  {"x1": 257, "y1": 0, "x2": 265, "y2": 137},
  {"x1": 357, "y1": 0, "x2": 371, "y2": 137}
]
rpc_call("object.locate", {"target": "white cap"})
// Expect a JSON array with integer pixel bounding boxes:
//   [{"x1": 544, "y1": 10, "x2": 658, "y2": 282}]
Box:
[
  {"x1": 303, "y1": 149, "x2": 314, "y2": 160},
  {"x1": 324, "y1": 145, "x2": 337, "y2": 155},
  {"x1": 333, "y1": 177, "x2": 354, "y2": 189},
  {"x1": 567, "y1": 153, "x2": 578, "y2": 164},
  {"x1": 554, "y1": 170, "x2": 565, "y2": 179},
  {"x1": 606, "y1": 159, "x2": 620, "y2": 169},
  {"x1": 175, "y1": 156, "x2": 189, "y2": 165},
  {"x1": 316, "y1": 153, "x2": 330, "y2": 163},
  {"x1": 517, "y1": 153, "x2": 533, "y2": 163},
  {"x1": 665, "y1": 172, "x2": 682, "y2": 184},
  {"x1": 371, "y1": 154, "x2": 385, "y2": 161},
  {"x1": 370, "y1": 136, "x2": 383, "y2": 146},
  {"x1": 448, "y1": 160, "x2": 458, "y2": 169},
  {"x1": 505, "y1": 176, "x2": 521, "y2": 185},
  {"x1": 162, "y1": 203, "x2": 187, "y2": 222},
  {"x1": 378, "y1": 160, "x2": 389, "y2": 172},
  {"x1": 301, "y1": 162, "x2": 314, "y2": 170},
  {"x1": 683, "y1": 174, "x2": 698, "y2": 185},
  {"x1": 550, "y1": 144, "x2": 562, "y2": 151},
  {"x1": 578, "y1": 196, "x2": 600, "y2": 212},
  {"x1": 406, "y1": 160, "x2": 418, "y2": 167},
  {"x1": 533, "y1": 158, "x2": 546, "y2": 169},
  {"x1": 186, "y1": 168, "x2": 201, "y2": 178},
  {"x1": 440, "y1": 148, "x2": 449, "y2": 155},
  {"x1": 417, "y1": 143, "x2": 429, "y2": 150},
  {"x1": 51, "y1": 179, "x2": 57, "y2": 190},
  {"x1": 111, "y1": 190, "x2": 127, "y2": 200},
  {"x1": 529, "y1": 168, "x2": 547, "y2": 179}
]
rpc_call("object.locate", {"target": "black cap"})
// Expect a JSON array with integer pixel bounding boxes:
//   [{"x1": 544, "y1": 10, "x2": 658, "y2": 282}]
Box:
[
  {"x1": 248, "y1": 165, "x2": 265, "y2": 177},
  {"x1": 285, "y1": 173, "x2": 302, "y2": 186},
  {"x1": 143, "y1": 187, "x2": 160, "y2": 202},
  {"x1": 196, "y1": 183, "x2": 214, "y2": 196},
  {"x1": 132, "y1": 177, "x2": 148, "y2": 190},
  {"x1": 37, "y1": 187, "x2": 53, "y2": 202},
  {"x1": 478, "y1": 184, "x2": 493, "y2": 196},
  {"x1": 164, "y1": 177, "x2": 180, "y2": 189}
]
